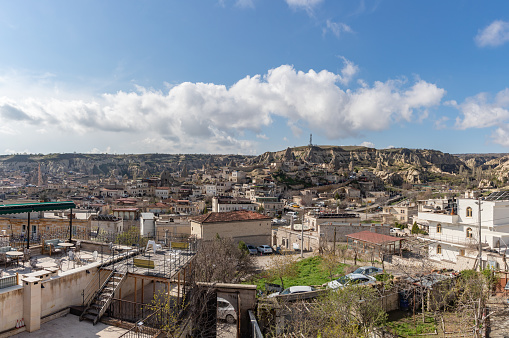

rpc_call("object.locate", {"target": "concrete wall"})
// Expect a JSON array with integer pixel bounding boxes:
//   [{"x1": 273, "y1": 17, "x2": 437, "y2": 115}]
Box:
[
  {"x1": 41, "y1": 266, "x2": 100, "y2": 317},
  {"x1": 0, "y1": 285, "x2": 24, "y2": 333},
  {"x1": 191, "y1": 219, "x2": 271, "y2": 247}
]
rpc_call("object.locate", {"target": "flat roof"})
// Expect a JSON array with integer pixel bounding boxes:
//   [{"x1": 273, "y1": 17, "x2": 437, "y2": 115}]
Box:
[
  {"x1": 346, "y1": 231, "x2": 401, "y2": 244},
  {"x1": 0, "y1": 201, "x2": 76, "y2": 215}
]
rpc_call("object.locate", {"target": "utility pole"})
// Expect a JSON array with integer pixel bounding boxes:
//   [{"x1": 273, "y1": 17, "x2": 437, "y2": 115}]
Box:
[
  {"x1": 477, "y1": 197, "x2": 483, "y2": 271},
  {"x1": 300, "y1": 213, "x2": 304, "y2": 258}
]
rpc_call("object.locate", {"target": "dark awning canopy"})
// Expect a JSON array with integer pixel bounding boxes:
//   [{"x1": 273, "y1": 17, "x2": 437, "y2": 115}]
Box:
[{"x1": 0, "y1": 201, "x2": 76, "y2": 215}]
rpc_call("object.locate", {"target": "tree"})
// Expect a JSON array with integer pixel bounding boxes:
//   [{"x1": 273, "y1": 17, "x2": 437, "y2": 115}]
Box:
[
  {"x1": 411, "y1": 222, "x2": 420, "y2": 234},
  {"x1": 193, "y1": 237, "x2": 255, "y2": 284},
  {"x1": 266, "y1": 253, "x2": 298, "y2": 290},
  {"x1": 320, "y1": 250, "x2": 341, "y2": 281},
  {"x1": 272, "y1": 285, "x2": 388, "y2": 337}
]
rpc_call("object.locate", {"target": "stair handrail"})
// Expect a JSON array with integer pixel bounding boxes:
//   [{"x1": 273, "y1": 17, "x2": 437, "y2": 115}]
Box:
[
  {"x1": 80, "y1": 269, "x2": 114, "y2": 320},
  {"x1": 82, "y1": 268, "x2": 105, "y2": 307},
  {"x1": 94, "y1": 271, "x2": 128, "y2": 324}
]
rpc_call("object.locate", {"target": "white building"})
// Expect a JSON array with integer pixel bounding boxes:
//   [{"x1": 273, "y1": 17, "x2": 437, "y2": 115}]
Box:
[{"x1": 416, "y1": 193, "x2": 509, "y2": 265}]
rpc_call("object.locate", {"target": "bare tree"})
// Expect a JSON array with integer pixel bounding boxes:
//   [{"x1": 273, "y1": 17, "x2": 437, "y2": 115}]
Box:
[
  {"x1": 266, "y1": 253, "x2": 298, "y2": 290},
  {"x1": 193, "y1": 237, "x2": 256, "y2": 283}
]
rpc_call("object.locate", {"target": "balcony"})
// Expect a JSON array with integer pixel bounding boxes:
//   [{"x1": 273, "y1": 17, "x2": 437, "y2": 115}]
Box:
[
  {"x1": 418, "y1": 211, "x2": 459, "y2": 224},
  {"x1": 419, "y1": 233, "x2": 488, "y2": 247}
]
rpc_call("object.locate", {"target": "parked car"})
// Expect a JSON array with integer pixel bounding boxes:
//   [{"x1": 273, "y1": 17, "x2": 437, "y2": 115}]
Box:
[
  {"x1": 217, "y1": 297, "x2": 236, "y2": 324},
  {"x1": 348, "y1": 266, "x2": 383, "y2": 277},
  {"x1": 326, "y1": 273, "x2": 376, "y2": 290},
  {"x1": 246, "y1": 244, "x2": 258, "y2": 255},
  {"x1": 257, "y1": 245, "x2": 273, "y2": 254},
  {"x1": 268, "y1": 285, "x2": 316, "y2": 298}
]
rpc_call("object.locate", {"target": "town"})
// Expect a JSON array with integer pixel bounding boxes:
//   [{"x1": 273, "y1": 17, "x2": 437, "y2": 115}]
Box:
[{"x1": 0, "y1": 145, "x2": 509, "y2": 337}]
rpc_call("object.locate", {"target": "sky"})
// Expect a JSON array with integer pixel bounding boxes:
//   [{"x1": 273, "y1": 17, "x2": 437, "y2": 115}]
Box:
[{"x1": 1, "y1": 1, "x2": 509, "y2": 156}]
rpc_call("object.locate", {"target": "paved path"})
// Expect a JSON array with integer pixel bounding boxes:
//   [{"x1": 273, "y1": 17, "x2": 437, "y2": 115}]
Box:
[
  {"x1": 15, "y1": 314, "x2": 128, "y2": 338},
  {"x1": 489, "y1": 299, "x2": 509, "y2": 338}
]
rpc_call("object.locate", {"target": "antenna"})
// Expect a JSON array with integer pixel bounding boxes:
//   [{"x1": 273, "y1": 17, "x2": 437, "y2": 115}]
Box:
[{"x1": 309, "y1": 134, "x2": 313, "y2": 146}]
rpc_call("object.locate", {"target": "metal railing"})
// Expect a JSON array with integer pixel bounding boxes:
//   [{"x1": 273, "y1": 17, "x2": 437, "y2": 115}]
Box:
[
  {"x1": 118, "y1": 309, "x2": 162, "y2": 338},
  {"x1": 249, "y1": 310, "x2": 264, "y2": 338},
  {"x1": 0, "y1": 275, "x2": 17, "y2": 290},
  {"x1": 81, "y1": 269, "x2": 111, "y2": 307},
  {"x1": 421, "y1": 233, "x2": 485, "y2": 246}
]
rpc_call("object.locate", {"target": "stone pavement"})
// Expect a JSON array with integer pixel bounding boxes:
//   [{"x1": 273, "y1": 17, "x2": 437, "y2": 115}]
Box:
[
  {"x1": 15, "y1": 314, "x2": 129, "y2": 338},
  {"x1": 488, "y1": 298, "x2": 509, "y2": 338}
]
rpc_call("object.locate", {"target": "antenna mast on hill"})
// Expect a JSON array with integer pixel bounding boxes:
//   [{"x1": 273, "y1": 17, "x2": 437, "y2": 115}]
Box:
[{"x1": 309, "y1": 134, "x2": 313, "y2": 147}]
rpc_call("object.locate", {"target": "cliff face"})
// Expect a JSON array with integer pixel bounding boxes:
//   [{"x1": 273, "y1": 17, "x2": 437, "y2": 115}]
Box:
[{"x1": 251, "y1": 146, "x2": 464, "y2": 173}]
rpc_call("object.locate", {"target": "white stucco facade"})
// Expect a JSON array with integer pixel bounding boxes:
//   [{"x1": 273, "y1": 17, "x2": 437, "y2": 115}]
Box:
[{"x1": 417, "y1": 198, "x2": 509, "y2": 264}]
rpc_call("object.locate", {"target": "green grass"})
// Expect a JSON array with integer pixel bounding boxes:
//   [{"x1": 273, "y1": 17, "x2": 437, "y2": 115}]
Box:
[
  {"x1": 386, "y1": 315, "x2": 436, "y2": 337},
  {"x1": 248, "y1": 256, "x2": 349, "y2": 291}
]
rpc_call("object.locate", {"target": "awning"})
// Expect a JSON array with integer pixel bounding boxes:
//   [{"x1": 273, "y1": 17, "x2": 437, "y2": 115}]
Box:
[{"x1": 0, "y1": 201, "x2": 76, "y2": 215}]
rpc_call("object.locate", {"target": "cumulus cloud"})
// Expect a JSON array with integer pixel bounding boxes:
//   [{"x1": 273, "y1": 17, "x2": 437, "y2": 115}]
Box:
[
  {"x1": 0, "y1": 64, "x2": 445, "y2": 154},
  {"x1": 359, "y1": 141, "x2": 375, "y2": 148},
  {"x1": 475, "y1": 20, "x2": 509, "y2": 47},
  {"x1": 453, "y1": 89, "x2": 509, "y2": 129},
  {"x1": 324, "y1": 20, "x2": 353, "y2": 39},
  {"x1": 492, "y1": 126, "x2": 509, "y2": 147},
  {"x1": 256, "y1": 134, "x2": 269, "y2": 140}
]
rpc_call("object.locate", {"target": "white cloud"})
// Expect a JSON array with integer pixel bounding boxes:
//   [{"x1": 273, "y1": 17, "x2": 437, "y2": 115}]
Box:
[
  {"x1": 324, "y1": 20, "x2": 353, "y2": 39},
  {"x1": 359, "y1": 141, "x2": 375, "y2": 148},
  {"x1": 475, "y1": 20, "x2": 509, "y2": 47},
  {"x1": 285, "y1": 0, "x2": 322, "y2": 11},
  {"x1": 492, "y1": 125, "x2": 509, "y2": 147},
  {"x1": 0, "y1": 65, "x2": 445, "y2": 154},
  {"x1": 338, "y1": 57, "x2": 358, "y2": 85},
  {"x1": 256, "y1": 134, "x2": 269, "y2": 140},
  {"x1": 434, "y1": 116, "x2": 449, "y2": 130},
  {"x1": 454, "y1": 89, "x2": 509, "y2": 129},
  {"x1": 236, "y1": 0, "x2": 254, "y2": 8}
]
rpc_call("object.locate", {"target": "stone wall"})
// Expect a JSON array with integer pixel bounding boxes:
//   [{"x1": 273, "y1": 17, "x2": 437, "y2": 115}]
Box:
[
  {"x1": 319, "y1": 223, "x2": 391, "y2": 242},
  {"x1": 0, "y1": 285, "x2": 24, "y2": 333}
]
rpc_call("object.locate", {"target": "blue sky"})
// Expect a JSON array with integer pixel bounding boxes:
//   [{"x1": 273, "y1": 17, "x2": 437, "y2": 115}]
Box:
[{"x1": 1, "y1": 0, "x2": 509, "y2": 155}]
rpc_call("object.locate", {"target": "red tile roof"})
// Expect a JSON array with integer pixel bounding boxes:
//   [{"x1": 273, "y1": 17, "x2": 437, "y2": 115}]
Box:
[
  {"x1": 346, "y1": 231, "x2": 401, "y2": 244},
  {"x1": 191, "y1": 210, "x2": 271, "y2": 224}
]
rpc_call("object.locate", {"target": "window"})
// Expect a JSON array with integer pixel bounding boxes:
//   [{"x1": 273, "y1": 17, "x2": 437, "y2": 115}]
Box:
[
  {"x1": 466, "y1": 207, "x2": 472, "y2": 217},
  {"x1": 437, "y1": 224, "x2": 442, "y2": 233},
  {"x1": 437, "y1": 245, "x2": 442, "y2": 254},
  {"x1": 466, "y1": 227, "x2": 473, "y2": 238}
]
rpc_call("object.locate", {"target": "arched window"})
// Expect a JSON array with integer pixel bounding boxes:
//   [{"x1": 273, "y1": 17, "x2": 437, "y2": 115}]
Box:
[
  {"x1": 466, "y1": 207, "x2": 473, "y2": 217},
  {"x1": 466, "y1": 227, "x2": 473, "y2": 238},
  {"x1": 437, "y1": 224, "x2": 442, "y2": 233},
  {"x1": 437, "y1": 245, "x2": 442, "y2": 254}
]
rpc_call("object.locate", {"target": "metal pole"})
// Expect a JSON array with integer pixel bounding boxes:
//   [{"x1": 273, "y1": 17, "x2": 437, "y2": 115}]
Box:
[
  {"x1": 26, "y1": 212, "x2": 30, "y2": 249},
  {"x1": 478, "y1": 197, "x2": 482, "y2": 271},
  {"x1": 69, "y1": 208, "x2": 73, "y2": 242},
  {"x1": 300, "y1": 214, "x2": 304, "y2": 258}
]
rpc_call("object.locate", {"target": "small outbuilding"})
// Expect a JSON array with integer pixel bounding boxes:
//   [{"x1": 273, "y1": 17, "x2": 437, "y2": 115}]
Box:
[{"x1": 346, "y1": 230, "x2": 403, "y2": 255}]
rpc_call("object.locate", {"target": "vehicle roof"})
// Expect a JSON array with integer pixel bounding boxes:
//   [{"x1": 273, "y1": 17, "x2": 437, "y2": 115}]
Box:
[
  {"x1": 288, "y1": 286, "x2": 314, "y2": 292},
  {"x1": 348, "y1": 273, "x2": 373, "y2": 279},
  {"x1": 358, "y1": 266, "x2": 378, "y2": 269}
]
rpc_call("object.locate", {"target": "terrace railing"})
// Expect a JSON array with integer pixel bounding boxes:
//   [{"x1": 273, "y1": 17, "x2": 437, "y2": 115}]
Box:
[{"x1": 0, "y1": 274, "x2": 17, "y2": 290}]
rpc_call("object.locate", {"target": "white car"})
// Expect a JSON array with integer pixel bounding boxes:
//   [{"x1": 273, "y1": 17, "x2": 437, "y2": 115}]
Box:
[
  {"x1": 268, "y1": 285, "x2": 316, "y2": 298},
  {"x1": 348, "y1": 266, "x2": 383, "y2": 277},
  {"x1": 327, "y1": 273, "x2": 376, "y2": 290},
  {"x1": 257, "y1": 245, "x2": 273, "y2": 254},
  {"x1": 217, "y1": 297, "x2": 236, "y2": 324}
]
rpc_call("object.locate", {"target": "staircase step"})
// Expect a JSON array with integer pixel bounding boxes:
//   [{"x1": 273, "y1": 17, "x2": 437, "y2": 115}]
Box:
[
  {"x1": 87, "y1": 308, "x2": 99, "y2": 315},
  {"x1": 82, "y1": 314, "x2": 96, "y2": 321}
]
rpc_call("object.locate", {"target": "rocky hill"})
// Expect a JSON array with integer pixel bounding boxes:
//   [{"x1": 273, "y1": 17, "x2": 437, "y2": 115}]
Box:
[{"x1": 250, "y1": 146, "x2": 466, "y2": 184}]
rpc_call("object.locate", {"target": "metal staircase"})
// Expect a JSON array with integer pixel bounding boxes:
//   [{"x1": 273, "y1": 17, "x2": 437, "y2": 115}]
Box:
[{"x1": 80, "y1": 270, "x2": 127, "y2": 325}]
